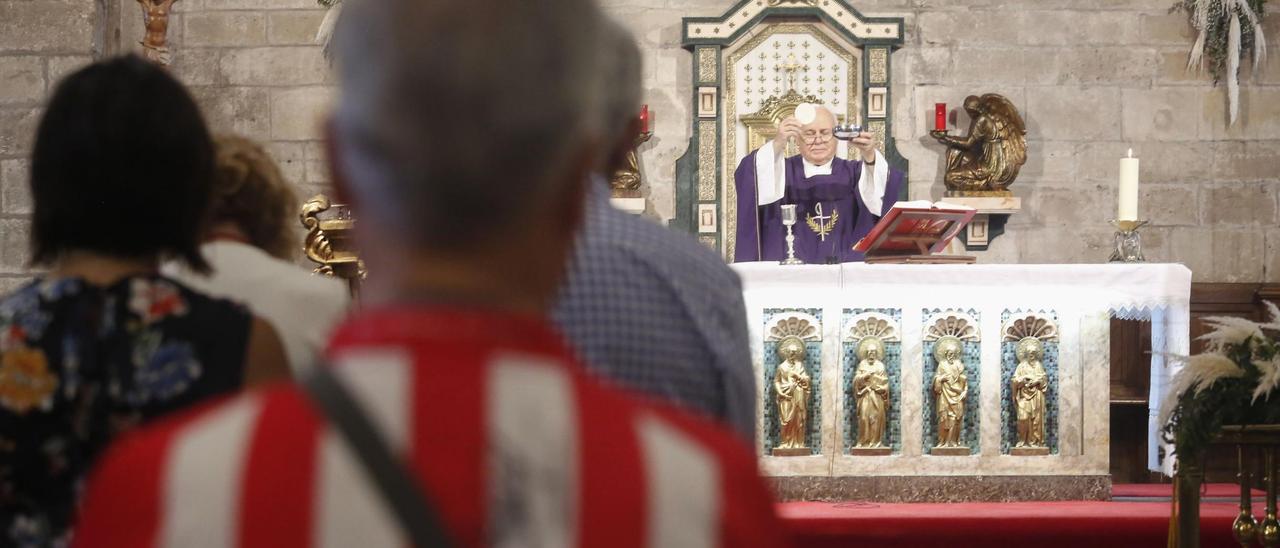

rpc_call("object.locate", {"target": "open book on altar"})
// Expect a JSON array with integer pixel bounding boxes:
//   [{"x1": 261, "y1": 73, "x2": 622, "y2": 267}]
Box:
[{"x1": 852, "y1": 200, "x2": 978, "y2": 264}]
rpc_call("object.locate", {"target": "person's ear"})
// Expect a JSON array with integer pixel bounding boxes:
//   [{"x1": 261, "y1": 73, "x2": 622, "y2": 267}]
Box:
[{"x1": 324, "y1": 117, "x2": 357, "y2": 209}]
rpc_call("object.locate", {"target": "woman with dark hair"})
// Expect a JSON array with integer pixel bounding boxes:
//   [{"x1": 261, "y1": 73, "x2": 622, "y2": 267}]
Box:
[{"x1": 0, "y1": 55, "x2": 289, "y2": 546}]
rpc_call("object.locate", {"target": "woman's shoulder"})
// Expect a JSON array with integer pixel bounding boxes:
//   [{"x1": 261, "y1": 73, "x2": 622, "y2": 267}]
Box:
[
  {"x1": 0, "y1": 278, "x2": 86, "y2": 338},
  {"x1": 0, "y1": 277, "x2": 84, "y2": 308}
]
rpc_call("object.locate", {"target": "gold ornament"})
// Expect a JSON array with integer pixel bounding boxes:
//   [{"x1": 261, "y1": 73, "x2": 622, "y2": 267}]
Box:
[{"x1": 300, "y1": 194, "x2": 365, "y2": 300}]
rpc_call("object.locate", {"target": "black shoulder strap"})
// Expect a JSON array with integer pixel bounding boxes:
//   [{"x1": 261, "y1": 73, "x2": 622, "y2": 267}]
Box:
[{"x1": 299, "y1": 365, "x2": 454, "y2": 548}]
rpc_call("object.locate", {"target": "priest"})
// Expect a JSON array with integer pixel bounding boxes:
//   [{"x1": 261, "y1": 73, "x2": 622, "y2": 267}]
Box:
[{"x1": 733, "y1": 104, "x2": 905, "y2": 263}]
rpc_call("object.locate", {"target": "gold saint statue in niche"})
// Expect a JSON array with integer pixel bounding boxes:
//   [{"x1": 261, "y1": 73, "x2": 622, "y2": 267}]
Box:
[
  {"x1": 853, "y1": 337, "x2": 890, "y2": 451},
  {"x1": 1012, "y1": 337, "x2": 1050, "y2": 455},
  {"x1": 773, "y1": 336, "x2": 811, "y2": 455},
  {"x1": 932, "y1": 336, "x2": 969, "y2": 453},
  {"x1": 928, "y1": 94, "x2": 1027, "y2": 197}
]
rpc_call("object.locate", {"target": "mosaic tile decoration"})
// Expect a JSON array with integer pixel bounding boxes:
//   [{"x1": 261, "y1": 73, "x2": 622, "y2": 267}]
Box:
[
  {"x1": 921, "y1": 308, "x2": 982, "y2": 455},
  {"x1": 842, "y1": 308, "x2": 902, "y2": 454},
  {"x1": 1000, "y1": 310, "x2": 1060, "y2": 455},
  {"x1": 763, "y1": 308, "x2": 823, "y2": 455}
]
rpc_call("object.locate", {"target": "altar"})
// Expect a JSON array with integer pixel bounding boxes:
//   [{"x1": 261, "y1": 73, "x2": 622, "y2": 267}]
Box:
[{"x1": 736, "y1": 262, "x2": 1191, "y2": 501}]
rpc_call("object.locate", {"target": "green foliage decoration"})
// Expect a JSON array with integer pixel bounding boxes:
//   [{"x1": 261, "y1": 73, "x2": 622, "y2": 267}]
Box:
[
  {"x1": 1162, "y1": 309, "x2": 1280, "y2": 468},
  {"x1": 1163, "y1": 336, "x2": 1280, "y2": 465}
]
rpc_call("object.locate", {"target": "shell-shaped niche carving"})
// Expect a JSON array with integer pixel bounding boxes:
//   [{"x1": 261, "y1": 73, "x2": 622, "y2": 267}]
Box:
[
  {"x1": 1002, "y1": 313, "x2": 1059, "y2": 342},
  {"x1": 766, "y1": 313, "x2": 822, "y2": 342},
  {"x1": 923, "y1": 312, "x2": 980, "y2": 342},
  {"x1": 845, "y1": 312, "x2": 900, "y2": 343}
]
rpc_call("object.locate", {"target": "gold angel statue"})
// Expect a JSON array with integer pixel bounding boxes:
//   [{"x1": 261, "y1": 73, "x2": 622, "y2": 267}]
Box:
[
  {"x1": 853, "y1": 337, "x2": 889, "y2": 448},
  {"x1": 929, "y1": 94, "x2": 1027, "y2": 196},
  {"x1": 932, "y1": 336, "x2": 968, "y2": 448},
  {"x1": 1012, "y1": 337, "x2": 1049, "y2": 448},
  {"x1": 609, "y1": 132, "x2": 652, "y2": 196},
  {"x1": 774, "y1": 336, "x2": 811, "y2": 451}
]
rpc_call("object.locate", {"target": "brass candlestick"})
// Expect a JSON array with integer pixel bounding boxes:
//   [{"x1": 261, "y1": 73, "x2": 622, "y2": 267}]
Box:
[
  {"x1": 301, "y1": 194, "x2": 366, "y2": 300},
  {"x1": 780, "y1": 204, "x2": 803, "y2": 265},
  {"x1": 1108, "y1": 220, "x2": 1148, "y2": 263},
  {"x1": 1234, "y1": 445, "x2": 1259, "y2": 546},
  {"x1": 1261, "y1": 447, "x2": 1280, "y2": 546}
]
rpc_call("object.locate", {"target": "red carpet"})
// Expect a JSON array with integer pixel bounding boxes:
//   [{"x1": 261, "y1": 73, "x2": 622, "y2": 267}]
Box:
[{"x1": 779, "y1": 498, "x2": 1245, "y2": 547}]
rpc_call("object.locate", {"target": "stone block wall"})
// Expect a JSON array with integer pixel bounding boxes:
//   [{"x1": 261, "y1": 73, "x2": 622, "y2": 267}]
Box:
[
  {"x1": 119, "y1": 0, "x2": 336, "y2": 201},
  {"x1": 1, "y1": 0, "x2": 1278, "y2": 287},
  {"x1": 886, "y1": 0, "x2": 1280, "y2": 282},
  {"x1": 0, "y1": 0, "x2": 99, "y2": 292}
]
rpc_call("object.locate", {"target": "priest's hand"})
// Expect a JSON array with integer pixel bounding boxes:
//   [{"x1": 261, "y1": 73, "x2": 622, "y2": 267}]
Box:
[
  {"x1": 773, "y1": 116, "x2": 802, "y2": 149},
  {"x1": 851, "y1": 131, "x2": 877, "y2": 163}
]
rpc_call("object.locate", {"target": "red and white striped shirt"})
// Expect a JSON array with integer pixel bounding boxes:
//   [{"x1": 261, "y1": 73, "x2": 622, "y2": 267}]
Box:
[{"x1": 73, "y1": 307, "x2": 791, "y2": 548}]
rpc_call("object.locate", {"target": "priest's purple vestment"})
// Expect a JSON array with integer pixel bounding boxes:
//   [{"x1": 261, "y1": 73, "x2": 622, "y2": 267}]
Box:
[{"x1": 733, "y1": 151, "x2": 905, "y2": 263}]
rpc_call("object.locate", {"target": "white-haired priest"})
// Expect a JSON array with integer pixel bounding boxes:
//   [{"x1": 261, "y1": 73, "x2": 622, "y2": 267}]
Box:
[{"x1": 733, "y1": 103, "x2": 905, "y2": 263}]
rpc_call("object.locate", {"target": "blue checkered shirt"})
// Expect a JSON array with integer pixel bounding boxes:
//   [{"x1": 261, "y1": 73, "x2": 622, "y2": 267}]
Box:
[{"x1": 552, "y1": 182, "x2": 756, "y2": 443}]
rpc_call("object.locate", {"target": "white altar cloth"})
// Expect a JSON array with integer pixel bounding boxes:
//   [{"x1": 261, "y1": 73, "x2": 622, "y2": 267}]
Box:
[{"x1": 732, "y1": 262, "x2": 1192, "y2": 475}]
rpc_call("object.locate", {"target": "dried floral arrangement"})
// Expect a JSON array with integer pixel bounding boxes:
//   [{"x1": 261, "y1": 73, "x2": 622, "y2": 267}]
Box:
[
  {"x1": 1161, "y1": 304, "x2": 1280, "y2": 465},
  {"x1": 316, "y1": 0, "x2": 344, "y2": 60},
  {"x1": 1171, "y1": 0, "x2": 1268, "y2": 124}
]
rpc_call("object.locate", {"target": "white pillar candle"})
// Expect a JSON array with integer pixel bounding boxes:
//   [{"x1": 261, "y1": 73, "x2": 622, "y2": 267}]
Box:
[{"x1": 1118, "y1": 149, "x2": 1140, "y2": 221}]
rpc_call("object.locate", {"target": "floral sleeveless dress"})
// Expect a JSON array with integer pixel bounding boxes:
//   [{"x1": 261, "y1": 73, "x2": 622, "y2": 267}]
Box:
[{"x1": 0, "y1": 275, "x2": 251, "y2": 547}]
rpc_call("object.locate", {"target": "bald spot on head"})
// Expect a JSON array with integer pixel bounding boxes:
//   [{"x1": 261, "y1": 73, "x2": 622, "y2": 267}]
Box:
[
  {"x1": 797, "y1": 105, "x2": 837, "y2": 165},
  {"x1": 803, "y1": 106, "x2": 835, "y2": 133}
]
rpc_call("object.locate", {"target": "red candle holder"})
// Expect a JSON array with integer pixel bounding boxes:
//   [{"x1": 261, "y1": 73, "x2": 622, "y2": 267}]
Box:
[{"x1": 934, "y1": 103, "x2": 947, "y2": 132}]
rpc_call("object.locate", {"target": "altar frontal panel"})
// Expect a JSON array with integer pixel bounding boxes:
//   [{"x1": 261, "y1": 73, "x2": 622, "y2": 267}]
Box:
[{"x1": 740, "y1": 266, "x2": 1112, "y2": 501}]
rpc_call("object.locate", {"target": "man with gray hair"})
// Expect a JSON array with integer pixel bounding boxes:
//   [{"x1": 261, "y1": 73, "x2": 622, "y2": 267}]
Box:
[
  {"x1": 74, "y1": 1, "x2": 790, "y2": 546},
  {"x1": 734, "y1": 103, "x2": 905, "y2": 263},
  {"x1": 553, "y1": 24, "x2": 757, "y2": 443}
]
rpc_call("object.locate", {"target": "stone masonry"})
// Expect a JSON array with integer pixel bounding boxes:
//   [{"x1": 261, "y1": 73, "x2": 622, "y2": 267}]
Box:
[
  {"x1": 0, "y1": 0, "x2": 99, "y2": 293},
  {"x1": 1, "y1": 0, "x2": 1278, "y2": 287}
]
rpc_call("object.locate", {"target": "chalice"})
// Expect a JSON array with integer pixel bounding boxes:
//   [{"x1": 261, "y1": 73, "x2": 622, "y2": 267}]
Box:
[{"x1": 780, "y1": 204, "x2": 804, "y2": 265}]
